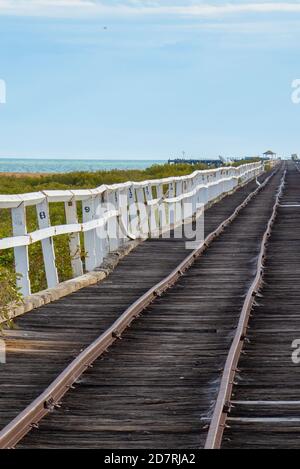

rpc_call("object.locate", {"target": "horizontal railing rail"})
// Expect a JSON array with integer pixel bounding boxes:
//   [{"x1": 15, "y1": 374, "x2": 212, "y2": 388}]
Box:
[{"x1": 0, "y1": 162, "x2": 265, "y2": 297}]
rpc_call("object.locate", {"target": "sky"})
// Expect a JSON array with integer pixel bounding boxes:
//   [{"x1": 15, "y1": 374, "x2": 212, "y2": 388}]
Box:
[{"x1": 1, "y1": 1, "x2": 300, "y2": 160}]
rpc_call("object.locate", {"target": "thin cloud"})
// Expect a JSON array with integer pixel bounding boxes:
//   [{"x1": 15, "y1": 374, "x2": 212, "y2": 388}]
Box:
[{"x1": 1, "y1": 1, "x2": 300, "y2": 17}]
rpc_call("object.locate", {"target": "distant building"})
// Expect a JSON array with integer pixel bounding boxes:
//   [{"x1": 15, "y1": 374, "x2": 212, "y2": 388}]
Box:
[
  {"x1": 168, "y1": 158, "x2": 223, "y2": 167},
  {"x1": 263, "y1": 150, "x2": 277, "y2": 159}
]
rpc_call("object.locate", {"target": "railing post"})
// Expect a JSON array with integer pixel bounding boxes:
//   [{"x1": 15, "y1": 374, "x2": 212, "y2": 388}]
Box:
[
  {"x1": 118, "y1": 188, "x2": 129, "y2": 245},
  {"x1": 152, "y1": 185, "x2": 160, "y2": 236},
  {"x1": 128, "y1": 185, "x2": 139, "y2": 236},
  {"x1": 168, "y1": 181, "x2": 175, "y2": 228},
  {"x1": 82, "y1": 197, "x2": 96, "y2": 272},
  {"x1": 36, "y1": 199, "x2": 59, "y2": 289},
  {"x1": 184, "y1": 178, "x2": 197, "y2": 217},
  {"x1": 145, "y1": 184, "x2": 158, "y2": 237},
  {"x1": 156, "y1": 183, "x2": 166, "y2": 233},
  {"x1": 107, "y1": 189, "x2": 119, "y2": 252},
  {"x1": 65, "y1": 198, "x2": 83, "y2": 278},
  {"x1": 189, "y1": 180, "x2": 197, "y2": 218},
  {"x1": 94, "y1": 194, "x2": 106, "y2": 267},
  {"x1": 175, "y1": 180, "x2": 183, "y2": 226},
  {"x1": 11, "y1": 203, "x2": 31, "y2": 296},
  {"x1": 136, "y1": 187, "x2": 148, "y2": 236}
]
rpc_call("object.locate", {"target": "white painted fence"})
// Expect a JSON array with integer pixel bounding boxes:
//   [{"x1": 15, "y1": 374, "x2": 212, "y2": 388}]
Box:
[{"x1": 0, "y1": 162, "x2": 263, "y2": 296}]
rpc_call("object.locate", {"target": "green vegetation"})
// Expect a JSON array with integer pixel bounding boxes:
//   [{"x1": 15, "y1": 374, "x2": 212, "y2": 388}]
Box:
[
  {"x1": 0, "y1": 266, "x2": 22, "y2": 328},
  {"x1": 264, "y1": 162, "x2": 272, "y2": 172},
  {"x1": 0, "y1": 162, "x2": 213, "y2": 195},
  {"x1": 229, "y1": 157, "x2": 261, "y2": 167},
  {"x1": 0, "y1": 160, "x2": 262, "y2": 296}
]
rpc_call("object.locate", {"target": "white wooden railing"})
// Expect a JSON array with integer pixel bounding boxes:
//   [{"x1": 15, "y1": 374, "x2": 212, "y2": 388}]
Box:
[{"x1": 0, "y1": 162, "x2": 263, "y2": 296}]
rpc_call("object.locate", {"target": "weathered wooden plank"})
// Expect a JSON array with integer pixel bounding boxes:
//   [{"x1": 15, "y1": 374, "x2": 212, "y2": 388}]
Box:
[
  {"x1": 11, "y1": 203, "x2": 31, "y2": 296},
  {"x1": 36, "y1": 199, "x2": 59, "y2": 288}
]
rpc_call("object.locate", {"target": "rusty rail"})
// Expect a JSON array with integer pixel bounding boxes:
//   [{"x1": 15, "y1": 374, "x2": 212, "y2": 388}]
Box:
[
  {"x1": 0, "y1": 167, "x2": 280, "y2": 449},
  {"x1": 204, "y1": 167, "x2": 286, "y2": 450}
]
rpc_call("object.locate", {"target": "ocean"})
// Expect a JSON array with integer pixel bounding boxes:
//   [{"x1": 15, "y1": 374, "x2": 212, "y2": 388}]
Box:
[{"x1": 0, "y1": 158, "x2": 166, "y2": 174}]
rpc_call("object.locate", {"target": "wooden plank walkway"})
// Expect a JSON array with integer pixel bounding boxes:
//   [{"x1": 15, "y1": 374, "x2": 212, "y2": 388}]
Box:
[{"x1": 7, "y1": 169, "x2": 283, "y2": 449}]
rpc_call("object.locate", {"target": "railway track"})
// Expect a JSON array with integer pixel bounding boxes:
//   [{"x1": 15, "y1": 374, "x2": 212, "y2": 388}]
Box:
[
  {"x1": 206, "y1": 163, "x2": 300, "y2": 449},
  {"x1": 0, "y1": 164, "x2": 285, "y2": 449},
  {"x1": 205, "y1": 161, "x2": 300, "y2": 449}
]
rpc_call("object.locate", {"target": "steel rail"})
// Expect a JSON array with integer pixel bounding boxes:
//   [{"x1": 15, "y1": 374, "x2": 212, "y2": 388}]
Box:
[
  {"x1": 204, "y1": 166, "x2": 287, "y2": 450},
  {"x1": 0, "y1": 166, "x2": 280, "y2": 449}
]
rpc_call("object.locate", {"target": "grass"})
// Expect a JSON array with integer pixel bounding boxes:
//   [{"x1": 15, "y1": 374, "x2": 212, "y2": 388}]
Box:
[{"x1": 0, "y1": 267, "x2": 22, "y2": 327}]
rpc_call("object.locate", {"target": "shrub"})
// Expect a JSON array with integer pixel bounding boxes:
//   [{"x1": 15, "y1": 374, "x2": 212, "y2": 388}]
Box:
[{"x1": 0, "y1": 266, "x2": 23, "y2": 328}]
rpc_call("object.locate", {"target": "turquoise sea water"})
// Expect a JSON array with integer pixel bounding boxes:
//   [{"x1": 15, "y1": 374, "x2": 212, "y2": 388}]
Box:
[{"x1": 0, "y1": 158, "x2": 166, "y2": 174}]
